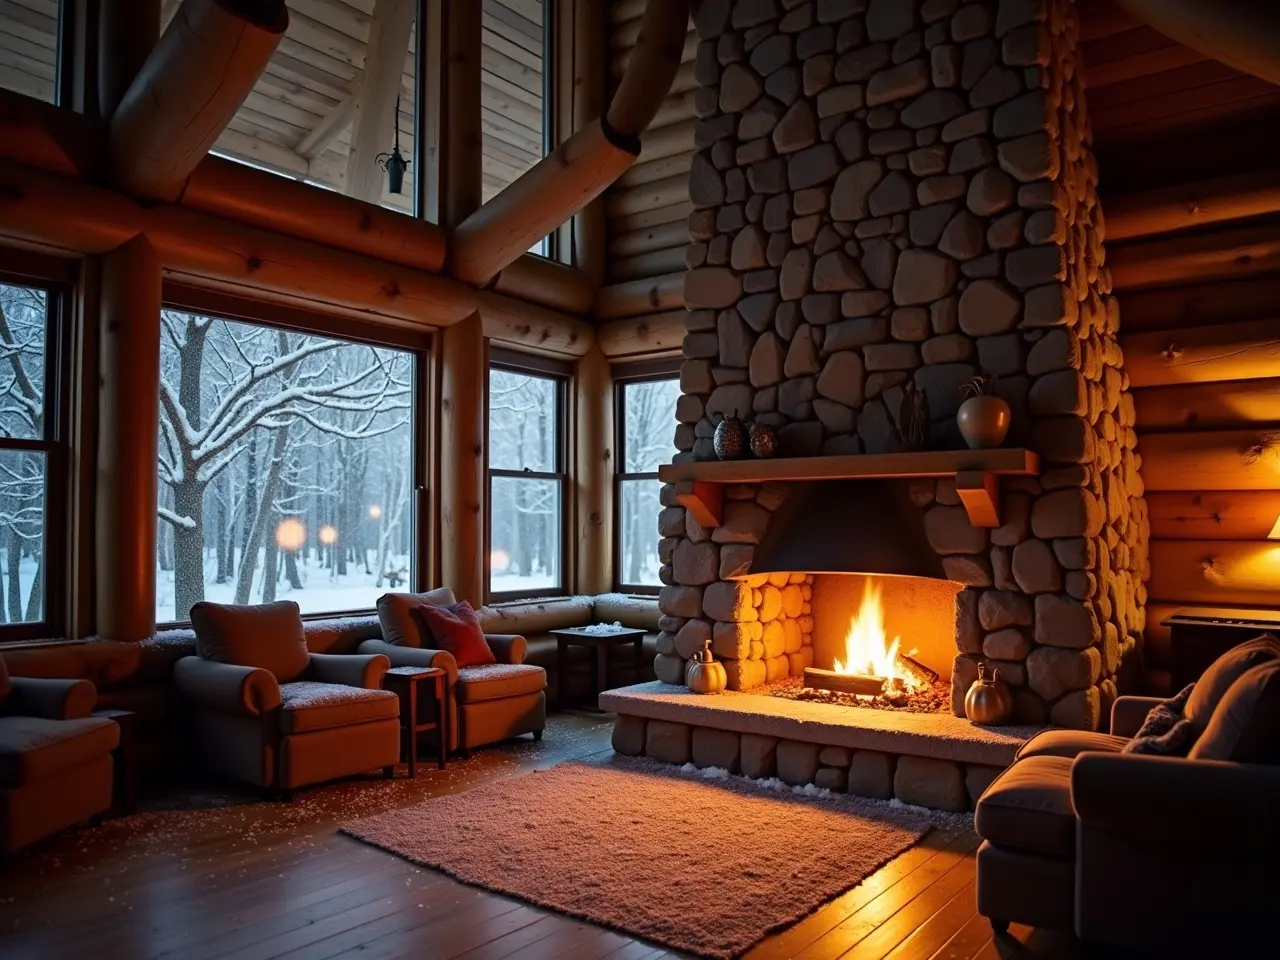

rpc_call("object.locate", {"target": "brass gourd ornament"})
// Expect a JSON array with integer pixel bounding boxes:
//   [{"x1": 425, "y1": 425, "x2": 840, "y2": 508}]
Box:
[
  {"x1": 965, "y1": 662, "x2": 1013, "y2": 725},
  {"x1": 685, "y1": 640, "x2": 728, "y2": 694},
  {"x1": 713, "y1": 413, "x2": 747, "y2": 460},
  {"x1": 749, "y1": 419, "x2": 778, "y2": 458}
]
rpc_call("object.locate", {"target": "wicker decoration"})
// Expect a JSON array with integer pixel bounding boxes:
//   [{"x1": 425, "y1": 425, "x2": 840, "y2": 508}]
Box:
[
  {"x1": 713, "y1": 414, "x2": 747, "y2": 460},
  {"x1": 897, "y1": 381, "x2": 929, "y2": 451},
  {"x1": 748, "y1": 419, "x2": 778, "y2": 458}
]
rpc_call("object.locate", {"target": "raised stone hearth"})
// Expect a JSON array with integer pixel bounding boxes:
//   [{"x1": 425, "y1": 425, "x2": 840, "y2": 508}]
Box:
[{"x1": 604, "y1": 682, "x2": 1039, "y2": 811}]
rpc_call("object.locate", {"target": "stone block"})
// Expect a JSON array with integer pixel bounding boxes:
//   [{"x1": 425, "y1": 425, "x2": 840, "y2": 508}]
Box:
[
  {"x1": 660, "y1": 584, "x2": 704, "y2": 619},
  {"x1": 673, "y1": 540, "x2": 719, "y2": 585},
  {"x1": 675, "y1": 619, "x2": 712, "y2": 659},
  {"x1": 1027, "y1": 645, "x2": 1101, "y2": 701},
  {"x1": 846, "y1": 750, "x2": 895, "y2": 799},
  {"x1": 692, "y1": 727, "x2": 741, "y2": 772},
  {"x1": 964, "y1": 764, "x2": 1003, "y2": 804},
  {"x1": 654, "y1": 653, "x2": 686, "y2": 686},
  {"x1": 1049, "y1": 686, "x2": 1102, "y2": 731},
  {"x1": 894, "y1": 755, "x2": 967, "y2": 811},
  {"x1": 819, "y1": 745, "x2": 852, "y2": 767},
  {"x1": 611, "y1": 715, "x2": 647, "y2": 756},
  {"x1": 1034, "y1": 593, "x2": 1100, "y2": 649},
  {"x1": 777, "y1": 740, "x2": 822, "y2": 786},
  {"x1": 725, "y1": 658, "x2": 768, "y2": 690},
  {"x1": 646, "y1": 720, "x2": 692, "y2": 765},
  {"x1": 815, "y1": 767, "x2": 847, "y2": 792},
  {"x1": 741, "y1": 733, "x2": 778, "y2": 778}
]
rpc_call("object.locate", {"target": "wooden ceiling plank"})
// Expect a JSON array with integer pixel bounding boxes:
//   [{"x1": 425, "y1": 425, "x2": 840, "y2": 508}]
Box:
[
  {"x1": 1077, "y1": 0, "x2": 1140, "y2": 42},
  {"x1": 1087, "y1": 43, "x2": 1207, "y2": 88},
  {"x1": 483, "y1": 26, "x2": 542, "y2": 72},
  {"x1": 1088, "y1": 58, "x2": 1241, "y2": 112}
]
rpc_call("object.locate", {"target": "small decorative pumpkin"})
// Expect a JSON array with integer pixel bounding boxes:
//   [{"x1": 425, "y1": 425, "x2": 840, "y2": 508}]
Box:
[
  {"x1": 965, "y1": 662, "x2": 1014, "y2": 725},
  {"x1": 749, "y1": 419, "x2": 778, "y2": 458},
  {"x1": 898, "y1": 381, "x2": 930, "y2": 451},
  {"x1": 957, "y1": 376, "x2": 1011, "y2": 450},
  {"x1": 686, "y1": 640, "x2": 728, "y2": 695},
  {"x1": 713, "y1": 413, "x2": 747, "y2": 460}
]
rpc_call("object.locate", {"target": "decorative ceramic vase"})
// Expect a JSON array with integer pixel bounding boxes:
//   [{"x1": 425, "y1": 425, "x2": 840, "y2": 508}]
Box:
[
  {"x1": 965, "y1": 662, "x2": 1013, "y2": 725},
  {"x1": 713, "y1": 414, "x2": 747, "y2": 460},
  {"x1": 686, "y1": 640, "x2": 728, "y2": 694},
  {"x1": 957, "y1": 395, "x2": 1011, "y2": 450},
  {"x1": 749, "y1": 420, "x2": 778, "y2": 458},
  {"x1": 898, "y1": 382, "x2": 930, "y2": 451}
]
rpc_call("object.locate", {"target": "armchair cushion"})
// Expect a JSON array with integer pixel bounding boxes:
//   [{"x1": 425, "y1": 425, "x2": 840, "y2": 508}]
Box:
[
  {"x1": 308, "y1": 652, "x2": 389, "y2": 690},
  {"x1": 191, "y1": 600, "x2": 310, "y2": 682},
  {"x1": 376, "y1": 588, "x2": 457, "y2": 648},
  {"x1": 0, "y1": 716, "x2": 119, "y2": 788},
  {"x1": 455, "y1": 663, "x2": 546, "y2": 703},
  {"x1": 1015, "y1": 729, "x2": 1126, "y2": 761},
  {"x1": 974, "y1": 756, "x2": 1075, "y2": 859},
  {"x1": 411, "y1": 602, "x2": 494, "y2": 667},
  {"x1": 6, "y1": 677, "x2": 97, "y2": 720},
  {"x1": 278, "y1": 682, "x2": 398, "y2": 734},
  {"x1": 1183, "y1": 634, "x2": 1280, "y2": 736},
  {"x1": 1188, "y1": 660, "x2": 1280, "y2": 764},
  {"x1": 174, "y1": 657, "x2": 282, "y2": 716}
]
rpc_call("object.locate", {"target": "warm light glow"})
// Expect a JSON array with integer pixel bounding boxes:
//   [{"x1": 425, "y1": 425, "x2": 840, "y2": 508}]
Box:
[
  {"x1": 833, "y1": 580, "x2": 922, "y2": 692},
  {"x1": 274, "y1": 517, "x2": 306, "y2": 552},
  {"x1": 367, "y1": 504, "x2": 384, "y2": 520},
  {"x1": 1270, "y1": 514, "x2": 1280, "y2": 540},
  {"x1": 490, "y1": 548, "x2": 511, "y2": 572},
  {"x1": 318, "y1": 525, "x2": 338, "y2": 546}
]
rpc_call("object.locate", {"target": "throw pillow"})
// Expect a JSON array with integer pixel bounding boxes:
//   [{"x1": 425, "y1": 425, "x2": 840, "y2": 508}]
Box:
[
  {"x1": 1122, "y1": 683, "x2": 1196, "y2": 756},
  {"x1": 1189, "y1": 661, "x2": 1280, "y2": 764},
  {"x1": 1183, "y1": 634, "x2": 1280, "y2": 736},
  {"x1": 376, "y1": 588, "x2": 458, "y2": 648},
  {"x1": 411, "y1": 601, "x2": 496, "y2": 668},
  {"x1": 190, "y1": 600, "x2": 310, "y2": 682}
]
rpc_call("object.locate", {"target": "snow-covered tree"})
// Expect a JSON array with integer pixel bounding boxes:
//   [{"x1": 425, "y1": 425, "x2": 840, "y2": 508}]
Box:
[{"x1": 620, "y1": 378, "x2": 679, "y2": 586}]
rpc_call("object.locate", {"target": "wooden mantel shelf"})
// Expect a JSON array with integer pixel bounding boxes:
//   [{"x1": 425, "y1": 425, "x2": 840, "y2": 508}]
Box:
[{"x1": 658, "y1": 449, "x2": 1040, "y2": 530}]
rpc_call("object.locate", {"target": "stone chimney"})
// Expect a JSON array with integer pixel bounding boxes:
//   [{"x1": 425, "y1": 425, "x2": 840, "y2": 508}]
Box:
[{"x1": 656, "y1": 0, "x2": 1150, "y2": 731}]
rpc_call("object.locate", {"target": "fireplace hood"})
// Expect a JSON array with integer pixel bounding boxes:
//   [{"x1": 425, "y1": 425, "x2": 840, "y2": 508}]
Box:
[{"x1": 746, "y1": 480, "x2": 948, "y2": 580}]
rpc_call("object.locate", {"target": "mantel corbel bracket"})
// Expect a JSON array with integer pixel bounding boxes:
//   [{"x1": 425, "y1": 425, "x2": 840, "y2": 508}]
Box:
[
  {"x1": 674, "y1": 480, "x2": 723, "y2": 528},
  {"x1": 955, "y1": 470, "x2": 1001, "y2": 528}
]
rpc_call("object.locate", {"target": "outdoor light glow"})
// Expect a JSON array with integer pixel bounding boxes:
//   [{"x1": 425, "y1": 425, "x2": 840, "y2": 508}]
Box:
[
  {"x1": 368, "y1": 504, "x2": 384, "y2": 520},
  {"x1": 318, "y1": 525, "x2": 338, "y2": 546},
  {"x1": 491, "y1": 548, "x2": 511, "y2": 572},
  {"x1": 274, "y1": 517, "x2": 306, "y2": 552}
]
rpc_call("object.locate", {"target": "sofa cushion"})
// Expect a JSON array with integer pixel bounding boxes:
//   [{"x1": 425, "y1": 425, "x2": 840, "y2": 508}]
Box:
[
  {"x1": 0, "y1": 716, "x2": 120, "y2": 788},
  {"x1": 1189, "y1": 660, "x2": 1280, "y2": 764},
  {"x1": 376, "y1": 589, "x2": 457, "y2": 648},
  {"x1": 1016, "y1": 730, "x2": 1127, "y2": 761},
  {"x1": 1184, "y1": 635, "x2": 1280, "y2": 736},
  {"x1": 412, "y1": 601, "x2": 495, "y2": 668},
  {"x1": 974, "y1": 756, "x2": 1075, "y2": 859},
  {"x1": 191, "y1": 600, "x2": 310, "y2": 682},
  {"x1": 278, "y1": 682, "x2": 399, "y2": 734},
  {"x1": 455, "y1": 664, "x2": 546, "y2": 704}
]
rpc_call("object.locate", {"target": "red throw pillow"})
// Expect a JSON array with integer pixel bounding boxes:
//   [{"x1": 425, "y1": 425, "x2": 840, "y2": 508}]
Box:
[{"x1": 411, "y1": 601, "x2": 496, "y2": 667}]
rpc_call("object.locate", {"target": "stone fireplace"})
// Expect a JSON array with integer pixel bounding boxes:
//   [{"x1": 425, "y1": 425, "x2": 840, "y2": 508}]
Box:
[{"x1": 654, "y1": 0, "x2": 1150, "y2": 732}]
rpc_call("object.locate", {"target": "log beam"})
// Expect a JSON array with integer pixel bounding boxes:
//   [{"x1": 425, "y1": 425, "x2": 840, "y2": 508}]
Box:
[
  {"x1": 1133, "y1": 377, "x2": 1280, "y2": 431},
  {"x1": 491, "y1": 254, "x2": 595, "y2": 316},
  {"x1": 109, "y1": 0, "x2": 288, "y2": 202},
  {"x1": 1105, "y1": 168, "x2": 1280, "y2": 241},
  {"x1": 574, "y1": 346, "x2": 614, "y2": 594},
  {"x1": 571, "y1": 0, "x2": 608, "y2": 288},
  {"x1": 1138, "y1": 429, "x2": 1280, "y2": 492},
  {"x1": 1109, "y1": 223, "x2": 1280, "y2": 290},
  {"x1": 1121, "y1": 318, "x2": 1280, "y2": 388},
  {"x1": 436, "y1": 0, "x2": 482, "y2": 228},
  {"x1": 97, "y1": 0, "x2": 161, "y2": 119},
  {"x1": 345, "y1": 0, "x2": 416, "y2": 204},
  {"x1": 1149, "y1": 539, "x2": 1280, "y2": 607},
  {"x1": 597, "y1": 311, "x2": 686, "y2": 359},
  {"x1": 1148, "y1": 491, "x2": 1280, "y2": 540},
  {"x1": 0, "y1": 87, "x2": 104, "y2": 178},
  {"x1": 297, "y1": 95, "x2": 354, "y2": 161},
  {"x1": 439, "y1": 314, "x2": 486, "y2": 605},
  {"x1": 594, "y1": 272, "x2": 686, "y2": 320},
  {"x1": 606, "y1": 0, "x2": 691, "y2": 138},
  {"x1": 476, "y1": 291, "x2": 594, "y2": 358},
  {"x1": 97, "y1": 236, "x2": 161, "y2": 641}
]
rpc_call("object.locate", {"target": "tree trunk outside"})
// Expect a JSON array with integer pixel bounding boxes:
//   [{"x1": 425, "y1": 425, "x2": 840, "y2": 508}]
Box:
[
  {"x1": 235, "y1": 425, "x2": 289, "y2": 605},
  {"x1": 24, "y1": 553, "x2": 43, "y2": 622},
  {"x1": 171, "y1": 477, "x2": 207, "y2": 620},
  {"x1": 261, "y1": 513, "x2": 279, "y2": 603},
  {"x1": 6, "y1": 525, "x2": 22, "y2": 622}
]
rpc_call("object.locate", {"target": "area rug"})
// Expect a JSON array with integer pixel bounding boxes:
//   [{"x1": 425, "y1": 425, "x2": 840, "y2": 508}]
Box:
[{"x1": 342, "y1": 757, "x2": 932, "y2": 958}]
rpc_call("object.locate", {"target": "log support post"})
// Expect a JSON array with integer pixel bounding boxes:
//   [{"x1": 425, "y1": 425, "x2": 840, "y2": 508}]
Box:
[
  {"x1": 574, "y1": 346, "x2": 613, "y2": 595},
  {"x1": 439, "y1": 313, "x2": 486, "y2": 605},
  {"x1": 98, "y1": 0, "x2": 161, "y2": 119},
  {"x1": 97, "y1": 236, "x2": 161, "y2": 640},
  {"x1": 570, "y1": 0, "x2": 607, "y2": 287}
]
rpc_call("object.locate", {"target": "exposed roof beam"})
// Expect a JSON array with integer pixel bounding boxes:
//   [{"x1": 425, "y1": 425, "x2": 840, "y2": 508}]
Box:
[
  {"x1": 298, "y1": 94, "x2": 354, "y2": 160},
  {"x1": 344, "y1": 0, "x2": 415, "y2": 203}
]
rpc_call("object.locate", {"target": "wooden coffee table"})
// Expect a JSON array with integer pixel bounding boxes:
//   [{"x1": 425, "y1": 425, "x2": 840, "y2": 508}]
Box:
[
  {"x1": 382, "y1": 666, "x2": 449, "y2": 777},
  {"x1": 550, "y1": 626, "x2": 648, "y2": 711}
]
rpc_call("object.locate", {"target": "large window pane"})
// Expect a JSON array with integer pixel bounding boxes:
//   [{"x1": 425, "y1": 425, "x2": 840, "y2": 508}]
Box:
[
  {"x1": 489, "y1": 475, "x2": 560, "y2": 595},
  {"x1": 164, "y1": 5, "x2": 420, "y2": 215},
  {"x1": 156, "y1": 311, "x2": 416, "y2": 622},
  {"x1": 489, "y1": 369, "x2": 557, "y2": 471},
  {"x1": 0, "y1": 284, "x2": 47, "y2": 441},
  {"x1": 0, "y1": 450, "x2": 46, "y2": 624},
  {"x1": 619, "y1": 478, "x2": 662, "y2": 588},
  {"x1": 622, "y1": 379, "x2": 680, "y2": 472},
  {"x1": 0, "y1": 1, "x2": 59, "y2": 103}
]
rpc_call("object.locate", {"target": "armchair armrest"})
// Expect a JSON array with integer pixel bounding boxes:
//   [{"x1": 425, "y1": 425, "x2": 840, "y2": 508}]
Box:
[
  {"x1": 1110, "y1": 695, "x2": 1164, "y2": 737},
  {"x1": 308, "y1": 652, "x2": 389, "y2": 689},
  {"x1": 174, "y1": 657, "x2": 281, "y2": 716},
  {"x1": 357, "y1": 640, "x2": 457, "y2": 685},
  {"x1": 1072, "y1": 752, "x2": 1280, "y2": 850},
  {"x1": 7, "y1": 677, "x2": 97, "y2": 720},
  {"x1": 485, "y1": 634, "x2": 526, "y2": 665}
]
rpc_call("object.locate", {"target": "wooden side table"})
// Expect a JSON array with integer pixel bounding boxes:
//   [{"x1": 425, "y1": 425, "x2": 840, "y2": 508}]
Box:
[
  {"x1": 550, "y1": 626, "x2": 648, "y2": 711},
  {"x1": 382, "y1": 666, "x2": 449, "y2": 777},
  {"x1": 92, "y1": 707, "x2": 136, "y2": 817}
]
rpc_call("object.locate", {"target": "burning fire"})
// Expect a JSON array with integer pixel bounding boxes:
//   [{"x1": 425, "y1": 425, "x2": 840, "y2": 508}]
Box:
[{"x1": 833, "y1": 580, "x2": 922, "y2": 693}]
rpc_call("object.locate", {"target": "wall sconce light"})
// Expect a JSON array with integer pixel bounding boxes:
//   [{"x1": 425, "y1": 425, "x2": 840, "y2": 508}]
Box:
[{"x1": 376, "y1": 96, "x2": 409, "y2": 195}]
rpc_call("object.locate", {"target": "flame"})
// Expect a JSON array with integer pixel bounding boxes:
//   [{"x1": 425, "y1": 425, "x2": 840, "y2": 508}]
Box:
[{"x1": 833, "y1": 580, "x2": 919, "y2": 691}]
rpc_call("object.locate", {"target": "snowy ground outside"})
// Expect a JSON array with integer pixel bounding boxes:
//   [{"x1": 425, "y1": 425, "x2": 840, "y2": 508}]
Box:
[{"x1": 0, "y1": 554, "x2": 41, "y2": 624}]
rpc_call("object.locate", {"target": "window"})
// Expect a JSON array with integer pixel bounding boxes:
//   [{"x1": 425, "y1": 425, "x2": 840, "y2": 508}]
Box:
[
  {"x1": 487, "y1": 355, "x2": 566, "y2": 600},
  {"x1": 615, "y1": 370, "x2": 680, "y2": 592},
  {"x1": 156, "y1": 303, "x2": 422, "y2": 623},
  {"x1": 0, "y1": 0, "x2": 63, "y2": 103},
  {"x1": 163, "y1": 3, "x2": 421, "y2": 215},
  {"x1": 0, "y1": 267, "x2": 68, "y2": 641}
]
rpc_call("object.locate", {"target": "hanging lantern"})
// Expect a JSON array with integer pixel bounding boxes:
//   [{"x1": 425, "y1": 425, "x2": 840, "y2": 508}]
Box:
[{"x1": 376, "y1": 96, "x2": 410, "y2": 195}]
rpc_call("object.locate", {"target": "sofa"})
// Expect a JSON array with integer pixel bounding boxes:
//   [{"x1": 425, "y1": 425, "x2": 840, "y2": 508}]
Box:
[
  {"x1": 0, "y1": 655, "x2": 119, "y2": 853},
  {"x1": 974, "y1": 636, "x2": 1280, "y2": 950},
  {"x1": 174, "y1": 601, "x2": 401, "y2": 795}
]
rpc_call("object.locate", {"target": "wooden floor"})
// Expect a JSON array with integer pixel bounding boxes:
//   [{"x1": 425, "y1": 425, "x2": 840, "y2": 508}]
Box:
[{"x1": 0, "y1": 714, "x2": 1101, "y2": 960}]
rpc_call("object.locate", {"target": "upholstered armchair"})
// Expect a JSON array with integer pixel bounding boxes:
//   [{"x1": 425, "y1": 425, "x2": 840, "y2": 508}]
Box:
[
  {"x1": 360, "y1": 589, "x2": 546, "y2": 754},
  {"x1": 174, "y1": 601, "x2": 400, "y2": 796},
  {"x1": 0, "y1": 656, "x2": 119, "y2": 852}
]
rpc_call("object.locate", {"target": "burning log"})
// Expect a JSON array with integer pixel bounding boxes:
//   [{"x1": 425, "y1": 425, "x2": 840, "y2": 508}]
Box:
[
  {"x1": 896, "y1": 654, "x2": 939, "y2": 689},
  {"x1": 803, "y1": 668, "x2": 885, "y2": 697}
]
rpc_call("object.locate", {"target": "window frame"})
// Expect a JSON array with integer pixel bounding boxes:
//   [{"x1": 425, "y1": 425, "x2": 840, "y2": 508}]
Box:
[
  {"x1": 612, "y1": 359, "x2": 682, "y2": 596},
  {"x1": 485, "y1": 348, "x2": 569, "y2": 603},
  {"x1": 155, "y1": 284, "x2": 432, "y2": 627},
  {"x1": 0, "y1": 253, "x2": 74, "y2": 645},
  {"x1": 530, "y1": 0, "x2": 556, "y2": 260}
]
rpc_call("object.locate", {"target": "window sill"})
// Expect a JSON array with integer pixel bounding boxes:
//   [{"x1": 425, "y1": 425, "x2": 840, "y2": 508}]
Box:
[{"x1": 0, "y1": 637, "x2": 88, "y2": 652}]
